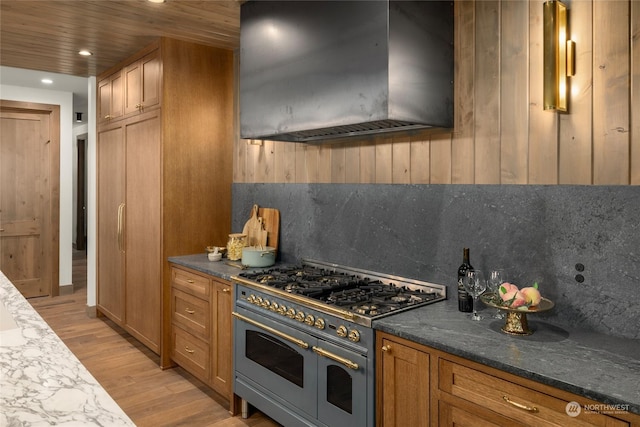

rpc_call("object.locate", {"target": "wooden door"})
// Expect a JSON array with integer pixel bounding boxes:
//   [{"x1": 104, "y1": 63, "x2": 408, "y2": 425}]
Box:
[
  {"x1": 96, "y1": 123, "x2": 125, "y2": 323},
  {"x1": 97, "y1": 71, "x2": 123, "y2": 124},
  {"x1": 124, "y1": 110, "x2": 161, "y2": 353},
  {"x1": 211, "y1": 278, "x2": 232, "y2": 397},
  {"x1": 124, "y1": 50, "x2": 160, "y2": 116},
  {"x1": 377, "y1": 335, "x2": 430, "y2": 427},
  {"x1": 0, "y1": 101, "x2": 59, "y2": 298}
]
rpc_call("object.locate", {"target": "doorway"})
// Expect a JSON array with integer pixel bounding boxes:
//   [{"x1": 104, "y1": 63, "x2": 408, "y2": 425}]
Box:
[
  {"x1": 75, "y1": 136, "x2": 87, "y2": 251},
  {"x1": 0, "y1": 100, "x2": 60, "y2": 298}
]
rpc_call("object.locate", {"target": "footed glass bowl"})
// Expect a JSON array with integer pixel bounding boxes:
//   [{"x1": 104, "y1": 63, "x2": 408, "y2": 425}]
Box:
[{"x1": 481, "y1": 293, "x2": 555, "y2": 336}]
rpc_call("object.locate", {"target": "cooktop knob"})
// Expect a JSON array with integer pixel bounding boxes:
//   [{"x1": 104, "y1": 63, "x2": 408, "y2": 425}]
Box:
[
  {"x1": 277, "y1": 305, "x2": 287, "y2": 315},
  {"x1": 336, "y1": 325, "x2": 348, "y2": 338},
  {"x1": 256, "y1": 296, "x2": 264, "y2": 306},
  {"x1": 286, "y1": 308, "x2": 296, "y2": 319},
  {"x1": 270, "y1": 302, "x2": 279, "y2": 312},
  {"x1": 314, "y1": 318, "x2": 325, "y2": 330},
  {"x1": 348, "y1": 329, "x2": 361, "y2": 343},
  {"x1": 247, "y1": 294, "x2": 256, "y2": 304},
  {"x1": 304, "y1": 314, "x2": 315, "y2": 326},
  {"x1": 295, "y1": 311, "x2": 305, "y2": 322},
  {"x1": 262, "y1": 300, "x2": 271, "y2": 309}
]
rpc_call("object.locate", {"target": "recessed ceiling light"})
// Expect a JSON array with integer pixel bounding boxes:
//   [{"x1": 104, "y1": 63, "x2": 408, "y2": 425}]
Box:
[
  {"x1": 41, "y1": 78, "x2": 53, "y2": 84},
  {"x1": 147, "y1": 0, "x2": 165, "y2": 3},
  {"x1": 79, "y1": 50, "x2": 93, "y2": 56}
]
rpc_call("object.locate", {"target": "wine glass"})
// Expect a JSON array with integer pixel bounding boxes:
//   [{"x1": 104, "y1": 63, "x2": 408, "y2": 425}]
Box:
[
  {"x1": 487, "y1": 269, "x2": 507, "y2": 319},
  {"x1": 463, "y1": 270, "x2": 486, "y2": 321}
]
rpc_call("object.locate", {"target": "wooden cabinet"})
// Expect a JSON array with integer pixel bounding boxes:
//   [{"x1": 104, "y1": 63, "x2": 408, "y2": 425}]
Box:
[
  {"x1": 376, "y1": 334, "x2": 430, "y2": 427},
  {"x1": 96, "y1": 38, "x2": 234, "y2": 365},
  {"x1": 376, "y1": 332, "x2": 640, "y2": 427},
  {"x1": 123, "y1": 50, "x2": 161, "y2": 116},
  {"x1": 169, "y1": 265, "x2": 233, "y2": 402},
  {"x1": 97, "y1": 70, "x2": 123, "y2": 124}
]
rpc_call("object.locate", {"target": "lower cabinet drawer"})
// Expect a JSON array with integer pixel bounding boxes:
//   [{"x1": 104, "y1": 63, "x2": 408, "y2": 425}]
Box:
[
  {"x1": 172, "y1": 326, "x2": 210, "y2": 381},
  {"x1": 172, "y1": 288, "x2": 209, "y2": 339},
  {"x1": 438, "y1": 359, "x2": 629, "y2": 427}
]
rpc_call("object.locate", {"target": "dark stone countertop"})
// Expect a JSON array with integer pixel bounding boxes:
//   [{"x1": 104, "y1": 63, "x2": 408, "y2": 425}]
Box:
[
  {"x1": 168, "y1": 254, "x2": 640, "y2": 416},
  {"x1": 374, "y1": 297, "x2": 640, "y2": 416}
]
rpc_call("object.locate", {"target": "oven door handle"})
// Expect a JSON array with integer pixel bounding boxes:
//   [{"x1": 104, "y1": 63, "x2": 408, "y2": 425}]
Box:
[
  {"x1": 232, "y1": 312, "x2": 310, "y2": 349},
  {"x1": 312, "y1": 346, "x2": 359, "y2": 370}
]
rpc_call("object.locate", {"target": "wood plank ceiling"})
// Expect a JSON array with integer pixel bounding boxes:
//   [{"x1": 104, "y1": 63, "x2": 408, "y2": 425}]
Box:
[{"x1": 0, "y1": 0, "x2": 241, "y2": 78}]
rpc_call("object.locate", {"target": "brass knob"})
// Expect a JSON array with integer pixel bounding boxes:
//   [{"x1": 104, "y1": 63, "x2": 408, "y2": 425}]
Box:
[
  {"x1": 270, "y1": 302, "x2": 279, "y2": 312},
  {"x1": 222, "y1": 288, "x2": 230, "y2": 293},
  {"x1": 261, "y1": 300, "x2": 271, "y2": 309},
  {"x1": 382, "y1": 345, "x2": 392, "y2": 352},
  {"x1": 256, "y1": 296, "x2": 264, "y2": 306},
  {"x1": 336, "y1": 325, "x2": 348, "y2": 338},
  {"x1": 277, "y1": 305, "x2": 287, "y2": 315},
  {"x1": 304, "y1": 314, "x2": 315, "y2": 326},
  {"x1": 314, "y1": 318, "x2": 325, "y2": 330},
  {"x1": 348, "y1": 329, "x2": 360, "y2": 343},
  {"x1": 286, "y1": 308, "x2": 296, "y2": 319},
  {"x1": 295, "y1": 311, "x2": 305, "y2": 322}
]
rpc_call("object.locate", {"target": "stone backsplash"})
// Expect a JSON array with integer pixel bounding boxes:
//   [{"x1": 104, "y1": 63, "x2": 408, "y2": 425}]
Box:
[{"x1": 232, "y1": 183, "x2": 640, "y2": 339}]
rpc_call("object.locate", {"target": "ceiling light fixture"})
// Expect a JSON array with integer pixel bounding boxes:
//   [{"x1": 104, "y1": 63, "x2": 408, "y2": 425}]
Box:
[
  {"x1": 79, "y1": 50, "x2": 93, "y2": 56},
  {"x1": 543, "y1": 0, "x2": 575, "y2": 112},
  {"x1": 147, "y1": 0, "x2": 165, "y2": 3},
  {"x1": 41, "y1": 78, "x2": 53, "y2": 84}
]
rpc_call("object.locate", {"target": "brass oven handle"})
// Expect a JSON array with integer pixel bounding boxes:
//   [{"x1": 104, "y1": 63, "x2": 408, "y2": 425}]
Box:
[
  {"x1": 232, "y1": 312, "x2": 310, "y2": 349},
  {"x1": 502, "y1": 395, "x2": 539, "y2": 413},
  {"x1": 312, "y1": 346, "x2": 359, "y2": 370}
]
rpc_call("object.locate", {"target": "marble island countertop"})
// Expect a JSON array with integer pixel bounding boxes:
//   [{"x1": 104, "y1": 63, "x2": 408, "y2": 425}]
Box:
[
  {"x1": 0, "y1": 270, "x2": 135, "y2": 426},
  {"x1": 170, "y1": 253, "x2": 640, "y2": 417}
]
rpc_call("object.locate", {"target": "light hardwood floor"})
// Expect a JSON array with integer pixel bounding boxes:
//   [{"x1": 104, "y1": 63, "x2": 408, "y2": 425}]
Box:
[{"x1": 28, "y1": 250, "x2": 280, "y2": 427}]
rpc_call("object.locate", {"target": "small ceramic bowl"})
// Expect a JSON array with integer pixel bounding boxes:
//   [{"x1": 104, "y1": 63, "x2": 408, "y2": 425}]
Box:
[{"x1": 208, "y1": 252, "x2": 222, "y2": 262}]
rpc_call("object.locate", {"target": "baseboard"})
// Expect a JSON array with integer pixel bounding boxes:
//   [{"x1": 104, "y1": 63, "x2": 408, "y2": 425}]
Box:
[
  {"x1": 59, "y1": 284, "x2": 74, "y2": 296},
  {"x1": 85, "y1": 305, "x2": 97, "y2": 318}
]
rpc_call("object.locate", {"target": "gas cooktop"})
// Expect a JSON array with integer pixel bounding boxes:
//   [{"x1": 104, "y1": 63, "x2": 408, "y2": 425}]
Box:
[{"x1": 235, "y1": 259, "x2": 447, "y2": 320}]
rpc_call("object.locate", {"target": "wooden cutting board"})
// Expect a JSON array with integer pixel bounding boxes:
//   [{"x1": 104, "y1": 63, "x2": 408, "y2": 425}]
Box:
[
  {"x1": 258, "y1": 207, "x2": 280, "y2": 251},
  {"x1": 242, "y1": 204, "x2": 262, "y2": 246}
]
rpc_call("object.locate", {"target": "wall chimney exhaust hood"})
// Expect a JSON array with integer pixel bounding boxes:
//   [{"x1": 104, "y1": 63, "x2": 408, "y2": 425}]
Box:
[{"x1": 240, "y1": 1, "x2": 454, "y2": 143}]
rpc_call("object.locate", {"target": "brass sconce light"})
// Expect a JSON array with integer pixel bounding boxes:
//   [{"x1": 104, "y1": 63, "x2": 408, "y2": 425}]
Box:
[{"x1": 543, "y1": 0, "x2": 575, "y2": 112}]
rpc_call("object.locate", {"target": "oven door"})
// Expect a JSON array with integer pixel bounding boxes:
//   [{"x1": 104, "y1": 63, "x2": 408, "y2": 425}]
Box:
[
  {"x1": 233, "y1": 307, "x2": 317, "y2": 418},
  {"x1": 315, "y1": 340, "x2": 368, "y2": 427}
]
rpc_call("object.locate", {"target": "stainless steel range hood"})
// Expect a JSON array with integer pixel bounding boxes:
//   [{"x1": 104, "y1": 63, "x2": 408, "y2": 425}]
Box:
[{"x1": 239, "y1": 1, "x2": 454, "y2": 143}]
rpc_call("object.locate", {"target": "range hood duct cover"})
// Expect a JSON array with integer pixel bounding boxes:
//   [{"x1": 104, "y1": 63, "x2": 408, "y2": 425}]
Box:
[{"x1": 240, "y1": 1, "x2": 454, "y2": 143}]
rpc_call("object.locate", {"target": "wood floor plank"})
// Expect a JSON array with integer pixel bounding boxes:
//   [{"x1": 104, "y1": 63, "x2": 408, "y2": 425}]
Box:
[{"x1": 26, "y1": 250, "x2": 281, "y2": 427}]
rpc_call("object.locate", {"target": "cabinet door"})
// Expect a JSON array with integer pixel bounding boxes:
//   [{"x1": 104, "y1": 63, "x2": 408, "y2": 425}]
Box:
[
  {"x1": 98, "y1": 72, "x2": 123, "y2": 124},
  {"x1": 124, "y1": 50, "x2": 161, "y2": 116},
  {"x1": 211, "y1": 278, "x2": 232, "y2": 396},
  {"x1": 96, "y1": 124, "x2": 125, "y2": 323},
  {"x1": 378, "y1": 336, "x2": 430, "y2": 427},
  {"x1": 124, "y1": 110, "x2": 161, "y2": 353}
]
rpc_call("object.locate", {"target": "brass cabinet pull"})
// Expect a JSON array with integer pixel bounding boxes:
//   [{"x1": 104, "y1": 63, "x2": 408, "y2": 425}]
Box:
[
  {"x1": 232, "y1": 312, "x2": 309, "y2": 349},
  {"x1": 381, "y1": 344, "x2": 392, "y2": 352},
  {"x1": 222, "y1": 288, "x2": 231, "y2": 293},
  {"x1": 312, "y1": 346, "x2": 359, "y2": 370},
  {"x1": 187, "y1": 279, "x2": 195, "y2": 284},
  {"x1": 502, "y1": 395, "x2": 539, "y2": 413},
  {"x1": 104, "y1": 114, "x2": 111, "y2": 120},
  {"x1": 184, "y1": 308, "x2": 195, "y2": 314},
  {"x1": 117, "y1": 203, "x2": 125, "y2": 252},
  {"x1": 184, "y1": 346, "x2": 195, "y2": 354}
]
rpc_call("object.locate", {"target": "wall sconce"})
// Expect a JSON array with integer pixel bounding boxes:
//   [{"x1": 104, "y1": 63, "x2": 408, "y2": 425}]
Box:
[
  {"x1": 75, "y1": 112, "x2": 83, "y2": 122},
  {"x1": 543, "y1": 0, "x2": 575, "y2": 112}
]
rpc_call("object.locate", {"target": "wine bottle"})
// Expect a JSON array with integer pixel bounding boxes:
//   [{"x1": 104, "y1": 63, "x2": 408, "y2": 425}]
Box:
[{"x1": 457, "y1": 247, "x2": 473, "y2": 312}]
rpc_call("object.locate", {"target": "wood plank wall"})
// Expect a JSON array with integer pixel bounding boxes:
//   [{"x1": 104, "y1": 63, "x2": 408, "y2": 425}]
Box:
[{"x1": 233, "y1": 0, "x2": 640, "y2": 186}]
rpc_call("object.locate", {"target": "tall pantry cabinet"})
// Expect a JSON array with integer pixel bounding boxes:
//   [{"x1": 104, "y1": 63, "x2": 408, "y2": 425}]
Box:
[{"x1": 96, "y1": 38, "x2": 234, "y2": 367}]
